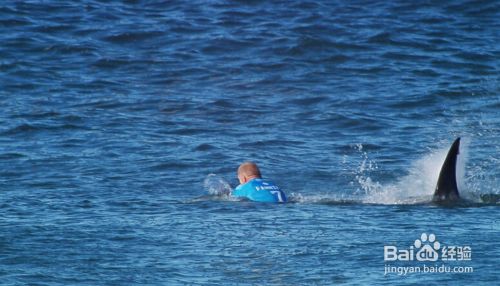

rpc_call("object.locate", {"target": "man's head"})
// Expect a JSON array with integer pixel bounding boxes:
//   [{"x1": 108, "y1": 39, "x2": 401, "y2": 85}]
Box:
[{"x1": 237, "y1": 161, "x2": 262, "y2": 184}]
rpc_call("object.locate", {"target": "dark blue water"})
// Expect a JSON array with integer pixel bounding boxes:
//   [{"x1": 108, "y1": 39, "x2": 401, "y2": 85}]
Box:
[{"x1": 1, "y1": 1, "x2": 499, "y2": 285}]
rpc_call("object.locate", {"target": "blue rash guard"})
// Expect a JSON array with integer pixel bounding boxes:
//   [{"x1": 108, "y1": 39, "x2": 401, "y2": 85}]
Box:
[{"x1": 232, "y1": 178, "x2": 287, "y2": 203}]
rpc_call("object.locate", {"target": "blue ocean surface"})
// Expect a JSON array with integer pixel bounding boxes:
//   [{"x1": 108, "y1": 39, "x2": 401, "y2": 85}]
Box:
[{"x1": 1, "y1": 0, "x2": 499, "y2": 285}]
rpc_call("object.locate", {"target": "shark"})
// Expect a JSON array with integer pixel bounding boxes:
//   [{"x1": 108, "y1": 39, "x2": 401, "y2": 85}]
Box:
[{"x1": 433, "y1": 137, "x2": 461, "y2": 202}]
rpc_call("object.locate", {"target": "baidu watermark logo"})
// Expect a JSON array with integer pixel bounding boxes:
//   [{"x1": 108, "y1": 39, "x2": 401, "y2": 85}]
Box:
[{"x1": 384, "y1": 233, "x2": 473, "y2": 275}]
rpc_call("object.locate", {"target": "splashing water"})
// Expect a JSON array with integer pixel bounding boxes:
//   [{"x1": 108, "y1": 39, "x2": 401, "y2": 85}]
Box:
[
  {"x1": 203, "y1": 174, "x2": 233, "y2": 196},
  {"x1": 359, "y1": 140, "x2": 470, "y2": 204}
]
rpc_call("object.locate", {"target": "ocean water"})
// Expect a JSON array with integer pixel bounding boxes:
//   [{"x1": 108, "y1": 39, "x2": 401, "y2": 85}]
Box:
[{"x1": 1, "y1": 0, "x2": 499, "y2": 285}]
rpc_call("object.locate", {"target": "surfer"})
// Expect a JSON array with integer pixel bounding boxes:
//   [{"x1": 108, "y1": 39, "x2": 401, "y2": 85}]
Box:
[{"x1": 232, "y1": 162, "x2": 287, "y2": 203}]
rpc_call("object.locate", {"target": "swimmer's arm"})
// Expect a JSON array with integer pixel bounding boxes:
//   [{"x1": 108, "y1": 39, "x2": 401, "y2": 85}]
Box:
[{"x1": 232, "y1": 185, "x2": 247, "y2": 197}]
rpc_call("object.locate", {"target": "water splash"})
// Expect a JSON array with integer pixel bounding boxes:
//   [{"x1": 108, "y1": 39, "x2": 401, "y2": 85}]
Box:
[
  {"x1": 359, "y1": 139, "x2": 470, "y2": 204},
  {"x1": 203, "y1": 174, "x2": 233, "y2": 196}
]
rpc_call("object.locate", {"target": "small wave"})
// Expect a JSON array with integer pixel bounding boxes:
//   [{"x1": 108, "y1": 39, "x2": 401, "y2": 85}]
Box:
[
  {"x1": 0, "y1": 152, "x2": 27, "y2": 160},
  {"x1": 71, "y1": 99, "x2": 128, "y2": 110},
  {"x1": 0, "y1": 17, "x2": 33, "y2": 28},
  {"x1": 102, "y1": 30, "x2": 164, "y2": 44},
  {"x1": 193, "y1": 143, "x2": 216, "y2": 152},
  {"x1": 150, "y1": 162, "x2": 192, "y2": 172},
  {"x1": 92, "y1": 58, "x2": 134, "y2": 69},
  {"x1": 1, "y1": 123, "x2": 88, "y2": 136},
  {"x1": 167, "y1": 128, "x2": 213, "y2": 136},
  {"x1": 10, "y1": 111, "x2": 61, "y2": 120},
  {"x1": 367, "y1": 32, "x2": 395, "y2": 45},
  {"x1": 201, "y1": 37, "x2": 252, "y2": 55},
  {"x1": 288, "y1": 96, "x2": 329, "y2": 106}
]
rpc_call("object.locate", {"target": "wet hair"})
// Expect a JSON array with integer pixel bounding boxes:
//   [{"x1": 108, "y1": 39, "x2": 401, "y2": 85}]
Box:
[{"x1": 238, "y1": 161, "x2": 262, "y2": 178}]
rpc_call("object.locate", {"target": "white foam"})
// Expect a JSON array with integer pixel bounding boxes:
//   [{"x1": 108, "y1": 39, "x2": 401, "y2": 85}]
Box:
[
  {"x1": 288, "y1": 192, "x2": 356, "y2": 204},
  {"x1": 360, "y1": 140, "x2": 468, "y2": 204},
  {"x1": 203, "y1": 174, "x2": 233, "y2": 196}
]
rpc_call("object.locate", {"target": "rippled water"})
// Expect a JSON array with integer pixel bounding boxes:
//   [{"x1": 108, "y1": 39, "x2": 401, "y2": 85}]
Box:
[{"x1": 1, "y1": 1, "x2": 499, "y2": 285}]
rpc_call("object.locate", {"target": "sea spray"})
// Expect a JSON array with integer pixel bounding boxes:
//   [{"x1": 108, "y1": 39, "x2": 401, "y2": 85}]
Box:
[
  {"x1": 203, "y1": 174, "x2": 233, "y2": 196},
  {"x1": 358, "y1": 141, "x2": 470, "y2": 204}
]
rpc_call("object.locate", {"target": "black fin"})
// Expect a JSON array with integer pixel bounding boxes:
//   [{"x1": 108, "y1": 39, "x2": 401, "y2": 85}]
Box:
[{"x1": 433, "y1": 138, "x2": 461, "y2": 202}]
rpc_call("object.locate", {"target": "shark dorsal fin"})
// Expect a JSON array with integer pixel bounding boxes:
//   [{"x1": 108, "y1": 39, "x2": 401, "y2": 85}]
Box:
[{"x1": 433, "y1": 137, "x2": 461, "y2": 202}]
